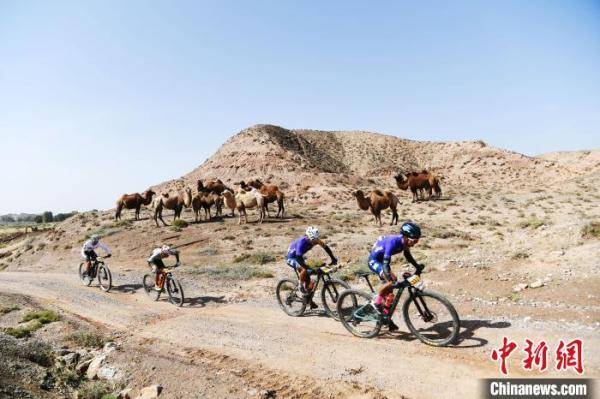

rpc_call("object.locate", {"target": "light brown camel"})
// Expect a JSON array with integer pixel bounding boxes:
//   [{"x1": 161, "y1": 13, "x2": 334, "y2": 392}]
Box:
[
  {"x1": 394, "y1": 172, "x2": 432, "y2": 202},
  {"x1": 222, "y1": 188, "x2": 265, "y2": 225},
  {"x1": 115, "y1": 190, "x2": 156, "y2": 220},
  {"x1": 153, "y1": 188, "x2": 192, "y2": 227},
  {"x1": 353, "y1": 189, "x2": 399, "y2": 226},
  {"x1": 421, "y1": 170, "x2": 442, "y2": 199},
  {"x1": 241, "y1": 179, "x2": 285, "y2": 219}
]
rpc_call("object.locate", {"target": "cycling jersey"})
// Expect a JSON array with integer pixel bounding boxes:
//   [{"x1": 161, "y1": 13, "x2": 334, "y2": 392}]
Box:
[
  {"x1": 369, "y1": 235, "x2": 406, "y2": 262},
  {"x1": 147, "y1": 247, "x2": 179, "y2": 264},
  {"x1": 81, "y1": 240, "x2": 110, "y2": 259}
]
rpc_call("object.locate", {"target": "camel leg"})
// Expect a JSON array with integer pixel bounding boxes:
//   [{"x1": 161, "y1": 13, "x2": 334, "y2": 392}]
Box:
[{"x1": 279, "y1": 198, "x2": 285, "y2": 219}]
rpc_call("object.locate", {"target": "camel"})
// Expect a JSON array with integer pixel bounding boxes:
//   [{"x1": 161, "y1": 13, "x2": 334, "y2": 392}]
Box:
[
  {"x1": 153, "y1": 188, "x2": 192, "y2": 227},
  {"x1": 394, "y1": 172, "x2": 431, "y2": 202},
  {"x1": 353, "y1": 189, "x2": 399, "y2": 226},
  {"x1": 115, "y1": 190, "x2": 156, "y2": 221},
  {"x1": 422, "y1": 170, "x2": 442, "y2": 199},
  {"x1": 241, "y1": 179, "x2": 285, "y2": 219},
  {"x1": 222, "y1": 188, "x2": 265, "y2": 225},
  {"x1": 192, "y1": 191, "x2": 222, "y2": 222}
]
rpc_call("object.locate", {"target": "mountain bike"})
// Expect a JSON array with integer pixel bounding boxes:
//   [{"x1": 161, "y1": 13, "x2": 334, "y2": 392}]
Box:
[
  {"x1": 337, "y1": 268, "x2": 460, "y2": 346},
  {"x1": 78, "y1": 255, "x2": 113, "y2": 292},
  {"x1": 142, "y1": 262, "x2": 185, "y2": 307},
  {"x1": 276, "y1": 261, "x2": 349, "y2": 320}
]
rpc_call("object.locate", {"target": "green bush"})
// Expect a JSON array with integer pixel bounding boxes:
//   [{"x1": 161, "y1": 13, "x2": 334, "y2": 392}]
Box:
[
  {"x1": 518, "y1": 217, "x2": 546, "y2": 229},
  {"x1": 5, "y1": 320, "x2": 43, "y2": 338},
  {"x1": 22, "y1": 309, "x2": 60, "y2": 324},
  {"x1": 581, "y1": 221, "x2": 600, "y2": 239}
]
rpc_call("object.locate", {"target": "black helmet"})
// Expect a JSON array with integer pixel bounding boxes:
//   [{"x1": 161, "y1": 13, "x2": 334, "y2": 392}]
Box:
[{"x1": 401, "y1": 222, "x2": 421, "y2": 239}]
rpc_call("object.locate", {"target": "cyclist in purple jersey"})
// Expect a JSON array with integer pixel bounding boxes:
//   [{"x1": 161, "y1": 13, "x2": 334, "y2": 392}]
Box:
[
  {"x1": 367, "y1": 222, "x2": 423, "y2": 331},
  {"x1": 286, "y1": 226, "x2": 338, "y2": 307}
]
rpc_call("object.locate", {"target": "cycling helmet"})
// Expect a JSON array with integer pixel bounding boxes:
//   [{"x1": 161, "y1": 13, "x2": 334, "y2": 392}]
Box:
[
  {"x1": 401, "y1": 222, "x2": 421, "y2": 239},
  {"x1": 90, "y1": 234, "x2": 100, "y2": 244},
  {"x1": 305, "y1": 226, "x2": 320, "y2": 241},
  {"x1": 161, "y1": 245, "x2": 171, "y2": 253}
]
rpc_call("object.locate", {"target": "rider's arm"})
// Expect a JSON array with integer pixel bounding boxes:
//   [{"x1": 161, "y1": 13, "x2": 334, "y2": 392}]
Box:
[
  {"x1": 318, "y1": 241, "x2": 337, "y2": 264},
  {"x1": 169, "y1": 249, "x2": 180, "y2": 264},
  {"x1": 97, "y1": 243, "x2": 111, "y2": 255},
  {"x1": 403, "y1": 249, "x2": 423, "y2": 274}
]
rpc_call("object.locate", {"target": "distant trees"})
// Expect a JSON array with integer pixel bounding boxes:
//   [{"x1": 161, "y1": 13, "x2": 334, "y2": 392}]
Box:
[{"x1": 1, "y1": 211, "x2": 76, "y2": 224}]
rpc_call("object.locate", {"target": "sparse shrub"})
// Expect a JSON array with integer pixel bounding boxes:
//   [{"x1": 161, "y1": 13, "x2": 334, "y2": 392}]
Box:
[
  {"x1": 222, "y1": 235, "x2": 235, "y2": 241},
  {"x1": 581, "y1": 221, "x2": 600, "y2": 239},
  {"x1": 511, "y1": 251, "x2": 530, "y2": 260},
  {"x1": 233, "y1": 251, "x2": 277, "y2": 265},
  {"x1": 112, "y1": 219, "x2": 132, "y2": 228},
  {"x1": 77, "y1": 381, "x2": 114, "y2": 399},
  {"x1": 188, "y1": 264, "x2": 274, "y2": 280},
  {"x1": 0, "y1": 304, "x2": 19, "y2": 315},
  {"x1": 172, "y1": 219, "x2": 188, "y2": 229},
  {"x1": 68, "y1": 331, "x2": 105, "y2": 348},
  {"x1": 5, "y1": 320, "x2": 43, "y2": 338},
  {"x1": 518, "y1": 217, "x2": 546, "y2": 229},
  {"x1": 337, "y1": 263, "x2": 371, "y2": 282}
]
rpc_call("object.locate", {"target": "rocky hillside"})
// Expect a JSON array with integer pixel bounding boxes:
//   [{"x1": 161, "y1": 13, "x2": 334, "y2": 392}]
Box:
[{"x1": 152, "y1": 124, "x2": 598, "y2": 201}]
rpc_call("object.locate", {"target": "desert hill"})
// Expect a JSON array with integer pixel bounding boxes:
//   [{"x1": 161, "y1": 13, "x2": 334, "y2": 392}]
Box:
[{"x1": 152, "y1": 124, "x2": 598, "y2": 200}]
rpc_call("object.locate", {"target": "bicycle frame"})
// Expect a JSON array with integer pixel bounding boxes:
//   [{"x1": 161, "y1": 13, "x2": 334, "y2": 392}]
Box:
[{"x1": 293, "y1": 267, "x2": 341, "y2": 300}]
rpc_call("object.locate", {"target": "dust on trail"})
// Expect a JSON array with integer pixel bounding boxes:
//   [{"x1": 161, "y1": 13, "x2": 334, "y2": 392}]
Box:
[{"x1": 1, "y1": 271, "x2": 597, "y2": 399}]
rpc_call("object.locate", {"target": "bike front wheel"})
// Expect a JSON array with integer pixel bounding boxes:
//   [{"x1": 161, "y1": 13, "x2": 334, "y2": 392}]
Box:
[
  {"x1": 97, "y1": 264, "x2": 112, "y2": 292},
  {"x1": 337, "y1": 289, "x2": 382, "y2": 338},
  {"x1": 143, "y1": 274, "x2": 161, "y2": 301},
  {"x1": 78, "y1": 263, "x2": 93, "y2": 286},
  {"x1": 321, "y1": 278, "x2": 350, "y2": 321},
  {"x1": 166, "y1": 276, "x2": 185, "y2": 307},
  {"x1": 276, "y1": 278, "x2": 306, "y2": 317},
  {"x1": 402, "y1": 289, "x2": 460, "y2": 346}
]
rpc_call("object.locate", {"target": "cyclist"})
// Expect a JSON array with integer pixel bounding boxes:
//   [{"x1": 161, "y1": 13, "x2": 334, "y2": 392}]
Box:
[
  {"x1": 367, "y1": 222, "x2": 424, "y2": 331},
  {"x1": 147, "y1": 245, "x2": 180, "y2": 292},
  {"x1": 286, "y1": 226, "x2": 338, "y2": 308},
  {"x1": 81, "y1": 234, "x2": 111, "y2": 276}
]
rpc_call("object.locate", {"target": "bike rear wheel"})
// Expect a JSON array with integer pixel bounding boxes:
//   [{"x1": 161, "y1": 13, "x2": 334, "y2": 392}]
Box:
[
  {"x1": 402, "y1": 289, "x2": 460, "y2": 346},
  {"x1": 276, "y1": 278, "x2": 306, "y2": 317},
  {"x1": 78, "y1": 263, "x2": 93, "y2": 286},
  {"x1": 143, "y1": 274, "x2": 161, "y2": 301},
  {"x1": 97, "y1": 264, "x2": 112, "y2": 292},
  {"x1": 337, "y1": 289, "x2": 382, "y2": 338},
  {"x1": 321, "y1": 278, "x2": 350, "y2": 321},
  {"x1": 166, "y1": 276, "x2": 185, "y2": 307}
]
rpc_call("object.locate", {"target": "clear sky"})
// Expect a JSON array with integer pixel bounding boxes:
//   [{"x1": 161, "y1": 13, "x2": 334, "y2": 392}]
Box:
[{"x1": 1, "y1": 1, "x2": 599, "y2": 214}]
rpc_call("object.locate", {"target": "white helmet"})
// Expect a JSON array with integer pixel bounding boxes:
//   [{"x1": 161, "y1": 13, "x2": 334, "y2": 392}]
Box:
[
  {"x1": 90, "y1": 235, "x2": 100, "y2": 244},
  {"x1": 305, "y1": 226, "x2": 319, "y2": 240},
  {"x1": 161, "y1": 245, "x2": 171, "y2": 253}
]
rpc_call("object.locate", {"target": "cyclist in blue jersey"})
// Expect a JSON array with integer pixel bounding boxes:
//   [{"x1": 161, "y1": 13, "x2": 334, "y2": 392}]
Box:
[
  {"x1": 286, "y1": 226, "x2": 338, "y2": 308},
  {"x1": 367, "y1": 222, "x2": 423, "y2": 331}
]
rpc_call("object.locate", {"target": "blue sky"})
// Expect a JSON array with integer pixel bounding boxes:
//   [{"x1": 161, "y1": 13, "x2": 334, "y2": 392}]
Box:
[{"x1": 1, "y1": 1, "x2": 599, "y2": 214}]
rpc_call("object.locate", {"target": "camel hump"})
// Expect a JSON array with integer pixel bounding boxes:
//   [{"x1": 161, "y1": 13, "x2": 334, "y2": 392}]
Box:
[
  {"x1": 410, "y1": 172, "x2": 419, "y2": 177},
  {"x1": 372, "y1": 189, "x2": 384, "y2": 196},
  {"x1": 421, "y1": 169, "x2": 429, "y2": 174}
]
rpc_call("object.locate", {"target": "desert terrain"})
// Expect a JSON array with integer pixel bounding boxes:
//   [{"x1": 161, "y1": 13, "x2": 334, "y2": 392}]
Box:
[{"x1": 1, "y1": 125, "x2": 599, "y2": 399}]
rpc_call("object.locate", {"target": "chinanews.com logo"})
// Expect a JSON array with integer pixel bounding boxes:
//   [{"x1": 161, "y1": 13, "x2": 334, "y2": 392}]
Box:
[{"x1": 483, "y1": 337, "x2": 594, "y2": 398}]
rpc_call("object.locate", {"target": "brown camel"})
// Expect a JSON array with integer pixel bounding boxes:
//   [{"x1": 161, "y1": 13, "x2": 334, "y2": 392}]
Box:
[
  {"x1": 153, "y1": 188, "x2": 192, "y2": 227},
  {"x1": 422, "y1": 170, "x2": 442, "y2": 199},
  {"x1": 197, "y1": 179, "x2": 231, "y2": 195},
  {"x1": 192, "y1": 191, "x2": 222, "y2": 222},
  {"x1": 353, "y1": 189, "x2": 399, "y2": 226},
  {"x1": 394, "y1": 172, "x2": 431, "y2": 202},
  {"x1": 243, "y1": 179, "x2": 285, "y2": 219},
  {"x1": 115, "y1": 190, "x2": 156, "y2": 221},
  {"x1": 222, "y1": 188, "x2": 265, "y2": 225}
]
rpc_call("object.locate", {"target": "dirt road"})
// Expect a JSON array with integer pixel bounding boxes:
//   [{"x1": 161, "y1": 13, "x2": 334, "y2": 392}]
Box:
[{"x1": 1, "y1": 271, "x2": 597, "y2": 399}]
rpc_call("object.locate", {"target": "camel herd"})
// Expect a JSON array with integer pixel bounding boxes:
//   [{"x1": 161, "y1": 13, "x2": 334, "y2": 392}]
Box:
[
  {"x1": 114, "y1": 179, "x2": 285, "y2": 226},
  {"x1": 353, "y1": 170, "x2": 443, "y2": 226},
  {"x1": 114, "y1": 170, "x2": 442, "y2": 228}
]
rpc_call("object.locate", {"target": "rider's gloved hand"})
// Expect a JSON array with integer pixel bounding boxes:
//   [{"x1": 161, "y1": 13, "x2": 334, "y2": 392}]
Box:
[
  {"x1": 415, "y1": 263, "x2": 424, "y2": 275},
  {"x1": 329, "y1": 258, "x2": 338, "y2": 266},
  {"x1": 105, "y1": 254, "x2": 112, "y2": 258}
]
